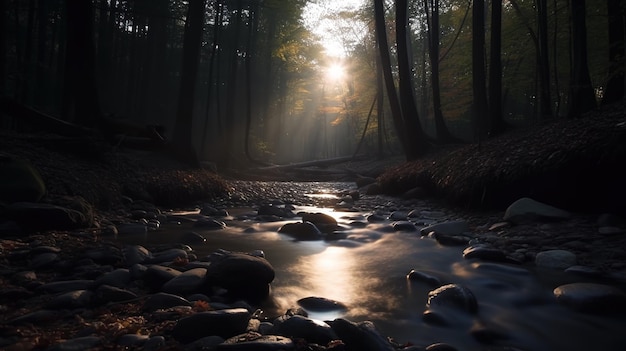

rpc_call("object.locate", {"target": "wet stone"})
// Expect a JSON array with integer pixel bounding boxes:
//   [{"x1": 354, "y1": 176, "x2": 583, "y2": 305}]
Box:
[
  {"x1": 407, "y1": 269, "x2": 442, "y2": 286},
  {"x1": 426, "y1": 284, "x2": 478, "y2": 314},
  {"x1": 142, "y1": 292, "x2": 191, "y2": 312},
  {"x1": 535, "y1": 249, "x2": 576, "y2": 270},
  {"x1": 272, "y1": 315, "x2": 338, "y2": 345},
  {"x1": 553, "y1": 282, "x2": 626, "y2": 313},
  {"x1": 463, "y1": 245, "x2": 508, "y2": 262},
  {"x1": 297, "y1": 296, "x2": 347, "y2": 312},
  {"x1": 392, "y1": 221, "x2": 417, "y2": 232},
  {"x1": 278, "y1": 221, "x2": 323, "y2": 241}
]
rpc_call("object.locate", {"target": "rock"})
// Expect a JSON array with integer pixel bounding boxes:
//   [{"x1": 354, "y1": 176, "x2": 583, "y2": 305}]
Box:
[
  {"x1": 37, "y1": 280, "x2": 94, "y2": 294},
  {"x1": 432, "y1": 232, "x2": 470, "y2": 246},
  {"x1": 46, "y1": 336, "x2": 102, "y2": 351},
  {"x1": 278, "y1": 221, "x2": 323, "y2": 241},
  {"x1": 0, "y1": 157, "x2": 46, "y2": 204},
  {"x1": 535, "y1": 249, "x2": 576, "y2": 270},
  {"x1": 389, "y1": 211, "x2": 408, "y2": 220},
  {"x1": 30, "y1": 252, "x2": 59, "y2": 269},
  {"x1": 329, "y1": 319, "x2": 395, "y2": 351},
  {"x1": 272, "y1": 315, "x2": 338, "y2": 345},
  {"x1": 406, "y1": 269, "x2": 442, "y2": 286},
  {"x1": 193, "y1": 218, "x2": 227, "y2": 229},
  {"x1": 94, "y1": 268, "x2": 131, "y2": 288},
  {"x1": 420, "y1": 220, "x2": 469, "y2": 236},
  {"x1": 93, "y1": 284, "x2": 138, "y2": 304},
  {"x1": 143, "y1": 336, "x2": 166, "y2": 351},
  {"x1": 426, "y1": 284, "x2": 478, "y2": 314},
  {"x1": 504, "y1": 197, "x2": 570, "y2": 224},
  {"x1": 117, "y1": 334, "x2": 149, "y2": 347},
  {"x1": 218, "y1": 332, "x2": 295, "y2": 350},
  {"x1": 142, "y1": 265, "x2": 182, "y2": 291},
  {"x1": 145, "y1": 248, "x2": 188, "y2": 264},
  {"x1": 44, "y1": 289, "x2": 93, "y2": 309},
  {"x1": 200, "y1": 205, "x2": 229, "y2": 217},
  {"x1": 162, "y1": 268, "x2": 206, "y2": 295},
  {"x1": 366, "y1": 214, "x2": 385, "y2": 222},
  {"x1": 171, "y1": 308, "x2": 251, "y2": 343},
  {"x1": 258, "y1": 205, "x2": 295, "y2": 218},
  {"x1": 553, "y1": 283, "x2": 626, "y2": 313},
  {"x1": 142, "y1": 292, "x2": 192, "y2": 312},
  {"x1": 392, "y1": 221, "x2": 417, "y2": 232},
  {"x1": 297, "y1": 296, "x2": 347, "y2": 312},
  {"x1": 123, "y1": 245, "x2": 152, "y2": 266},
  {"x1": 301, "y1": 212, "x2": 338, "y2": 233},
  {"x1": 7, "y1": 202, "x2": 91, "y2": 232},
  {"x1": 202, "y1": 252, "x2": 275, "y2": 302},
  {"x1": 83, "y1": 245, "x2": 124, "y2": 265},
  {"x1": 463, "y1": 245, "x2": 508, "y2": 262},
  {"x1": 182, "y1": 231, "x2": 207, "y2": 244}
]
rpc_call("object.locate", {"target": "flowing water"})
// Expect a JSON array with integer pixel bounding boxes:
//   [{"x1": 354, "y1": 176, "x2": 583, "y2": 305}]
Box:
[{"x1": 121, "y1": 183, "x2": 626, "y2": 351}]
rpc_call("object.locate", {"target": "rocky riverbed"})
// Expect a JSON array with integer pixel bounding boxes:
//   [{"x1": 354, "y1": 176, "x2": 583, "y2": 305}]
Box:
[{"x1": 1, "y1": 179, "x2": 626, "y2": 350}]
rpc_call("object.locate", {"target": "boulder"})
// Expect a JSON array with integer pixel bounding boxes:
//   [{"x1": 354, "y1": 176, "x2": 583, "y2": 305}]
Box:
[
  {"x1": 272, "y1": 315, "x2": 338, "y2": 345},
  {"x1": 554, "y1": 283, "x2": 626, "y2": 313},
  {"x1": 504, "y1": 197, "x2": 570, "y2": 224},
  {"x1": 426, "y1": 284, "x2": 478, "y2": 314},
  {"x1": 171, "y1": 308, "x2": 251, "y2": 343},
  {"x1": 535, "y1": 249, "x2": 576, "y2": 270},
  {"x1": 301, "y1": 213, "x2": 338, "y2": 233},
  {"x1": 0, "y1": 157, "x2": 46, "y2": 204},
  {"x1": 329, "y1": 319, "x2": 395, "y2": 351},
  {"x1": 278, "y1": 221, "x2": 323, "y2": 241},
  {"x1": 202, "y1": 252, "x2": 275, "y2": 302},
  {"x1": 6, "y1": 202, "x2": 91, "y2": 232}
]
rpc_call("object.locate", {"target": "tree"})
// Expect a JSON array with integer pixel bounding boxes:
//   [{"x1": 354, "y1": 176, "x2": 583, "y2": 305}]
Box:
[
  {"x1": 374, "y1": 0, "x2": 410, "y2": 157},
  {"x1": 603, "y1": 0, "x2": 625, "y2": 105},
  {"x1": 172, "y1": 0, "x2": 206, "y2": 166},
  {"x1": 472, "y1": 0, "x2": 488, "y2": 142},
  {"x1": 62, "y1": 0, "x2": 101, "y2": 126},
  {"x1": 396, "y1": 0, "x2": 428, "y2": 158},
  {"x1": 567, "y1": 0, "x2": 596, "y2": 118},
  {"x1": 424, "y1": 0, "x2": 455, "y2": 142},
  {"x1": 489, "y1": 0, "x2": 505, "y2": 135},
  {"x1": 536, "y1": 0, "x2": 553, "y2": 118}
]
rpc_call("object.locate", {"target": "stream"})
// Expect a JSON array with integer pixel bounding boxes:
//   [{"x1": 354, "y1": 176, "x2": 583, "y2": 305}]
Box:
[{"x1": 120, "y1": 181, "x2": 626, "y2": 351}]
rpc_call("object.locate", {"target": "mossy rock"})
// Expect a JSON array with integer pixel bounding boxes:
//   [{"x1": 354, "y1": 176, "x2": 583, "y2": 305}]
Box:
[{"x1": 0, "y1": 157, "x2": 46, "y2": 204}]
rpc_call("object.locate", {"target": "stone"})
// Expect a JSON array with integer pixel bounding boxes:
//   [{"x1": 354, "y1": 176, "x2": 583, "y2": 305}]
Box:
[
  {"x1": 406, "y1": 269, "x2": 442, "y2": 286},
  {"x1": 218, "y1": 332, "x2": 295, "y2": 350},
  {"x1": 297, "y1": 296, "x2": 347, "y2": 312},
  {"x1": 420, "y1": 220, "x2": 469, "y2": 236},
  {"x1": 392, "y1": 221, "x2": 417, "y2": 232},
  {"x1": 553, "y1": 283, "x2": 626, "y2": 313},
  {"x1": 171, "y1": 308, "x2": 251, "y2": 343},
  {"x1": 44, "y1": 290, "x2": 93, "y2": 309},
  {"x1": 182, "y1": 231, "x2": 207, "y2": 244},
  {"x1": 535, "y1": 249, "x2": 576, "y2": 270},
  {"x1": 37, "y1": 280, "x2": 94, "y2": 294},
  {"x1": 145, "y1": 248, "x2": 188, "y2": 264},
  {"x1": 93, "y1": 284, "x2": 138, "y2": 304},
  {"x1": 124, "y1": 245, "x2": 152, "y2": 266},
  {"x1": 142, "y1": 292, "x2": 191, "y2": 312},
  {"x1": 202, "y1": 252, "x2": 275, "y2": 302},
  {"x1": 426, "y1": 284, "x2": 478, "y2": 314},
  {"x1": 504, "y1": 197, "x2": 570, "y2": 224},
  {"x1": 94, "y1": 268, "x2": 131, "y2": 288},
  {"x1": 278, "y1": 221, "x2": 323, "y2": 240},
  {"x1": 45, "y1": 336, "x2": 102, "y2": 351},
  {"x1": 389, "y1": 211, "x2": 408, "y2": 220},
  {"x1": 258, "y1": 205, "x2": 295, "y2": 218},
  {"x1": 0, "y1": 157, "x2": 46, "y2": 204},
  {"x1": 301, "y1": 212, "x2": 338, "y2": 233},
  {"x1": 162, "y1": 268, "x2": 207, "y2": 295},
  {"x1": 272, "y1": 315, "x2": 338, "y2": 345},
  {"x1": 7, "y1": 202, "x2": 90, "y2": 232},
  {"x1": 463, "y1": 245, "x2": 508, "y2": 262},
  {"x1": 142, "y1": 265, "x2": 182, "y2": 291},
  {"x1": 329, "y1": 319, "x2": 395, "y2": 351},
  {"x1": 193, "y1": 218, "x2": 227, "y2": 229}
]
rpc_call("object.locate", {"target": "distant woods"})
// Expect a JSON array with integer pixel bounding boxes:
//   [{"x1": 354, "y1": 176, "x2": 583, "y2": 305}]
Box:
[{"x1": 0, "y1": 0, "x2": 623, "y2": 166}]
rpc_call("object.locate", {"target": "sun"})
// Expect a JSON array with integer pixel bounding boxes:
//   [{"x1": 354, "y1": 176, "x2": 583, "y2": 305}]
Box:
[{"x1": 325, "y1": 63, "x2": 346, "y2": 82}]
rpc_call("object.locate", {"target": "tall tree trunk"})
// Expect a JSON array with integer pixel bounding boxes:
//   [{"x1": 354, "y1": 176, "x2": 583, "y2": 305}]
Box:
[
  {"x1": 373, "y1": 0, "x2": 409, "y2": 158},
  {"x1": 172, "y1": 0, "x2": 206, "y2": 166},
  {"x1": 376, "y1": 52, "x2": 384, "y2": 158},
  {"x1": 201, "y1": 0, "x2": 223, "y2": 158},
  {"x1": 472, "y1": 0, "x2": 488, "y2": 143},
  {"x1": 425, "y1": 0, "x2": 454, "y2": 143},
  {"x1": 62, "y1": 0, "x2": 100, "y2": 126},
  {"x1": 567, "y1": 0, "x2": 596, "y2": 118},
  {"x1": 0, "y1": 0, "x2": 8, "y2": 96},
  {"x1": 489, "y1": 0, "x2": 505, "y2": 135},
  {"x1": 396, "y1": 0, "x2": 427, "y2": 158},
  {"x1": 603, "y1": 0, "x2": 625, "y2": 105},
  {"x1": 536, "y1": 0, "x2": 553, "y2": 119},
  {"x1": 244, "y1": 2, "x2": 260, "y2": 163}
]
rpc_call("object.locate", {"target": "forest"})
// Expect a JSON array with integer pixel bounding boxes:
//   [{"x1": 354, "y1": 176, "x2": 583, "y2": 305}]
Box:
[{"x1": 0, "y1": 0, "x2": 623, "y2": 169}]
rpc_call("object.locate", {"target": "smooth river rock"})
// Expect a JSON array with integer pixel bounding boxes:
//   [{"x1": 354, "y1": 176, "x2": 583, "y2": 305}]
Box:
[{"x1": 553, "y1": 282, "x2": 626, "y2": 313}]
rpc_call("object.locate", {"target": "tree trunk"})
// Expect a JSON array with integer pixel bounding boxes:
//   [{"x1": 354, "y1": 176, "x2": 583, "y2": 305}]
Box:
[
  {"x1": 567, "y1": 0, "x2": 596, "y2": 118},
  {"x1": 172, "y1": 0, "x2": 206, "y2": 166},
  {"x1": 489, "y1": 0, "x2": 505, "y2": 135},
  {"x1": 374, "y1": 0, "x2": 409, "y2": 158},
  {"x1": 472, "y1": 0, "x2": 488, "y2": 143},
  {"x1": 536, "y1": 0, "x2": 553, "y2": 119},
  {"x1": 396, "y1": 0, "x2": 428, "y2": 158},
  {"x1": 603, "y1": 0, "x2": 625, "y2": 105},
  {"x1": 62, "y1": 0, "x2": 100, "y2": 126}
]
